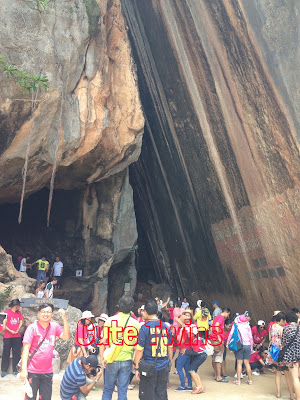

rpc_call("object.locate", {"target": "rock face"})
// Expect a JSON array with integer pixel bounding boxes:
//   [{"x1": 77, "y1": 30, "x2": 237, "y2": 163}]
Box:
[
  {"x1": 0, "y1": 0, "x2": 143, "y2": 312},
  {"x1": 0, "y1": 247, "x2": 88, "y2": 367},
  {"x1": 123, "y1": 0, "x2": 300, "y2": 321},
  {"x1": 0, "y1": 0, "x2": 144, "y2": 203},
  {"x1": 0, "y1": 169, "x2": 137, "y2": 313}
]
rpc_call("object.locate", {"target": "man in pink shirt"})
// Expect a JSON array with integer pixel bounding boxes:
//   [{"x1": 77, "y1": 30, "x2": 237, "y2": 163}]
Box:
[{"x1": 20, "y1": 303, "x2": 70, "y2": 400}]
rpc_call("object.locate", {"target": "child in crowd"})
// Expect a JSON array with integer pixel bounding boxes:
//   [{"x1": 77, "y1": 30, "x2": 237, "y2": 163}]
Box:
[
  {"x1": 168, "y1": 300, "x2": 174, "y2": 324},
  {"x1": 222, "y1": 319, "x2": 232, "y2": 379}
]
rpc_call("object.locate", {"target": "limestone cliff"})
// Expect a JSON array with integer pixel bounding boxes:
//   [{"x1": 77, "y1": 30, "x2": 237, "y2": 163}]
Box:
[
  {"x1": 0, "y1": 0, "x2": 144, "y2": 202},
  {"x1": 124, "y1": 0, "x2": 300, "y2": 320},
  {"x1": 0, "y1": 0, "x2": 143, "y2": 312}
]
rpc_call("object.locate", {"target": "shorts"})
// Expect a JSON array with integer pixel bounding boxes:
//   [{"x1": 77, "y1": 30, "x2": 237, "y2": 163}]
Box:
[
  {"x1": 213, "y1": 351, "x2": 224, "y2": 363},
  {"x1": 235, "y1": 345, "x2": 251, "y2": 360},
  {"x1": 189, "y1": 352, "x2": 207, "y2": 373}
]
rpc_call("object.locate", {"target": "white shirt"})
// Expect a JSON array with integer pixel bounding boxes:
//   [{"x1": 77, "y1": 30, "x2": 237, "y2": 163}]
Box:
[
  {"x1": 20, "y1": 258, "x2": 27, "y2": 272},
  {"x1": 53, "y1": 261, "x2": 63, "y2": 276},
  {"x1": 181, "y1": 302, "x2": 189, "y2": 309}
]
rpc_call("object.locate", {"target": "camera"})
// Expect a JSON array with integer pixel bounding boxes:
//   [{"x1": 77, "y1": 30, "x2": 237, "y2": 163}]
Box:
[
  {"x1": 0, "y1": 313, "x2": 7, "y2": 324},
  {"x1": 90, "y1": 366, "x2": 101, "y2": 376}
]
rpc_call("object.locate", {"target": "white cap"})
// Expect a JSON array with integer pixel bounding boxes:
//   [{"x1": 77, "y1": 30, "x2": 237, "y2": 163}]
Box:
[
  {"x1": 96, "y1": 313, "x2": 108, "y2": 322},
  {"x1": 257, "y1": 320, "x2": 265, "y2": 326},
  {"x1": 138, "y1": 305, "x2": 145, "y2": 310},
  {"x1": 82, "y1": 310, "x2": 94, "y2": 319}
]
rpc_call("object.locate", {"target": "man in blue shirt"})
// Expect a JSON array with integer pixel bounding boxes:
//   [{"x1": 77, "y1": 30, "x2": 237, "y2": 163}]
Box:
[
  {"x1": 60, "y1": 355, "x2": 102, "y2": 400},
  {"x1": 135, "y1": 299, "x2": 173, "y2": 400}
]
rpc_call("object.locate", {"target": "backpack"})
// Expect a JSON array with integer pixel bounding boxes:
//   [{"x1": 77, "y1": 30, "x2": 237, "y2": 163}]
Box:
[{"x1": 228, "y1": 323, "x2": 243, "y2": 352}]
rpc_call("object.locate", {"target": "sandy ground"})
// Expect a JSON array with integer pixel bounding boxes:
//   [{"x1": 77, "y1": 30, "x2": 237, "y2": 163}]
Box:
[{"x1": 0, "y1": 352, "x2": 292, "y2": 400}]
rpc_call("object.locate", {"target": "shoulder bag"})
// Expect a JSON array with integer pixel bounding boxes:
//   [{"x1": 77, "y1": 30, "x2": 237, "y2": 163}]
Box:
[
  {"x1": 277, "y1": 325, "x2": 299, "y2": 363},
  {"x1": 139, "y1": 327, "x2": 163, "y2": 377},
  {"x1": 16, "y1": 322, "x2": 51, "y2": 372}
]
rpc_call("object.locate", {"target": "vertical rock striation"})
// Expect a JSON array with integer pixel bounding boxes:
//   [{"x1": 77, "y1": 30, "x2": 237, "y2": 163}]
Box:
[{"x1": 123, "y1": 0, "x2": 300, "y2": 319}]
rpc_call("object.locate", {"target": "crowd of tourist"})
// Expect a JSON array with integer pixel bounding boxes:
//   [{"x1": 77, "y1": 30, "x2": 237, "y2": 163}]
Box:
[{"x1": 0, "y1": 292, "x2": 300, "y2": 400}]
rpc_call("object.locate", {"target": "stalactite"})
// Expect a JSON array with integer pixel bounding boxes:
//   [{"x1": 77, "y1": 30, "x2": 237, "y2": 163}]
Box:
[{"x1": 18, "y1": 89, "x2": 39, "y2": 224}]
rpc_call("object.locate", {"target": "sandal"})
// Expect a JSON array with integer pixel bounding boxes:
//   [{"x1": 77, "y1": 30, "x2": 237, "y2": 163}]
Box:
[
  {"x1": 246, "y1": 380, "x2": 253, "y2": 385},
  {"x1": 216, "y1": 377, "x2": 229, "y2": 383},
  {"x1": 233, "y1": 380, "x2": 241, "y2": 385}
]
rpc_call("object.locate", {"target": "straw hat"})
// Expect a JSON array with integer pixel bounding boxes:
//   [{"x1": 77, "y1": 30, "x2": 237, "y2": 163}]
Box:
[
  {"x1": 183, "y1": 308, "x2": 193, "y2": 317},
  {"x1": 273, "y1": 310, "x2": 281, "y2": 316}
]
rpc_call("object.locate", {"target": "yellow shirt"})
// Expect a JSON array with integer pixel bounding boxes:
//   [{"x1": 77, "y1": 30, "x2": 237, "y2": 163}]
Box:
[
  {"x1": 194, "y1": 309, "x2": 211, "y2": 331},
  {"x1": 103, "y1": 312, "x2": 140, "y2": 361},
  {"x1": 35, "y1": 259, "x2": 49, "y2": 271}
]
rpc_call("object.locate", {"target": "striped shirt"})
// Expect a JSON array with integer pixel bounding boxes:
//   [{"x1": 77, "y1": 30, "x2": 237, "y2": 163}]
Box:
[{"x1": 60, "y1": 358, "x2": 86, "y2": 400}]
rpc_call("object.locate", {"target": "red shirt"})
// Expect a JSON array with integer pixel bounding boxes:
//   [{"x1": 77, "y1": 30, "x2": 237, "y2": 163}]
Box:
[
  {"x1": 249, "y1": 351, "x2": 262, "y2": 364},
  {"x1": 168, "y1": 307, "x2": 174, "y2": 320},
  {"x1": 4, "y1": 309, "x2": 23, "y2": 339},
  {"x1": 212, "y1": 314, "x2": 225, "y2": 340},
  {"x1": 191, "y1": 336, "x2": 206, "y2": 353},
  {"x1": 178, "y1": 328, "x2": 192, "y2": 351},
  {"x1": 23, "y1": 321, "x2": 63, "y2": 374},
  {"x1": 223, "y1": 329, "x2": 230, "y2": 344},
  {"x1": 252, "y1": 326, "x2": 268, "y2": 344}
]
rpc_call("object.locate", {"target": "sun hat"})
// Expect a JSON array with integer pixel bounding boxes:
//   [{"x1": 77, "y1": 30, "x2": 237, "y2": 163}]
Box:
[
  {"x1": 81, "y1": 355, "x2": 98, "y2": 368},
  {"x1": 138, "y1": 305, "x2": 145, "y2": 311},
  {"x1": 96, "y1": 313, "x2": 108, "y2": 322},
  {"x1": 197, "y1": 300, "x2": 202, "y2": 308},
  {"x1": 257, "y1": 320, "x2": 265, "y2": 326},
  {"x1": 273, "y1": 310, "x2": 281, "y2": 316},
  {"x1": 82, "y1": 310, "x2": 94, "y2": 319},
  {"x1": 212, "y1": 301, "x2": 220, "y2": 306},
  {"x1": 236, "y1": 315, "x2": 248, "y2": 323},
  {"x1": 169, "y1": 301, "x2": 174, "y2": 306},
  {"x1": 183, "y1": 308, "x2": 193, "y2": 317}
]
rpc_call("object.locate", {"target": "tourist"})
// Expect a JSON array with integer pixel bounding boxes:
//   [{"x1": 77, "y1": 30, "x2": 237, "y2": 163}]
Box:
[
  {"x1": 19, "y1": 303, "x2": 70, "y2": 400},
  {"x1": 156, "y1": 296, "x2": 170, "y2": 313},
  {"x1": 211, "y1": 307, "x2": 231, "y2": 383},
  {"x1": 249, "y1": 347, "x2": 268, "y2": 374},
  {"x1": 173, "y1": 301, "x2": 183, "y2": 329},
  {"x1": 134, "y1": 299, "x2": 172, "y2": 399},
  {"x1": 19, "y1": 254, "x2": 31, "y2": 273},
  {"x1": 228, "y1": 314, "x2": 253, "y2": 385},
  {"x1": 89, "y1": 313, "x2": 108, "y2": 357},
  {"x1": 60, "y1": 355, "x2": 102, "y2": 400},
  {"x1": 181, "y1": 297, "x2": 189, "y2": 310},
  {"x1": 31, "y1": 256, "x2": 50, "y2": 283},
  {"x1": 167, "y1": 300, "x2": 174, "y2": 325},
  {"x1": 100, "y1": 295, "x2": 140, "y2": 400},
  {"x1": 195, "y1": 300, "x2": 202, "y2": 315},
  {"x1": 68, "y1": 311, "x2": 94, "y2": 363},
  {"x1": 1, "y1": 299, "x2": 23, "y2": 377},
  {"x1": 137, "y1": 306, "x2": 145, "y2": 324},
  {"x1": 291, "y1": 308, "x2": 300, "y2": 324},
  {"x1": 45, "y1": 278, "x2": 58, "y2": 299},
  {"x1": 281, "y1": 311, "x2": 300, "y2": 400},
  {"x1": 180, "y1": 325, "x2": 207, "y2": 394},
  {"x1": 244, "y1": 311, "x2": 252, "y2": 322},
  {"x1": 193, "y1": 300, "x2": 211, "y2": 340},
  {"x1": 252, "y1": 320, "x2": 268, "y2": 350},
  {"x1": 222, "y1": 319, "x2": 232, "y2": 379},
  {"x1": 269, "y1": 311, "x2": 281, "y2": 331},
  {"x1": 35, "y1": 281, "x2": 46, "y2": 298},
  {"x1": 53, "y1": 256, "x2": 63, "y2": 289},
  {"x1": 45, "y1": 261, "x2": 53, "y2": 283},
  {"x1": 265, "y1": 311, "x2": 294, "y2": 398},
  {"x1": 175, "y1": 308, "x2": 193, "y2": 391},
  {"x1": 212, "y1": 301, "x2": 222, "y2": 319}
]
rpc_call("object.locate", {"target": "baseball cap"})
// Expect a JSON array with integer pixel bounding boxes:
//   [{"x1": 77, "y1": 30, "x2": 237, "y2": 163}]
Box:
[
  {"x1": 212, "y1": 301, "x2": 220, "y2": 306},
  {"x1": 273, "y1": 310, "x2": 281, "y2": 316},
  {"x1": 82, "y1": 310, "x2": 94, "y2": 319},
  {"x1": 96, "y1": 313, "x2": 108, "y2": 322},
  {"x1": 258, "y1": 320, "x2": 265, "y2": 326},
  {"x1": 81, "y1": 355, "x2": 98, "y2": 368}
]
